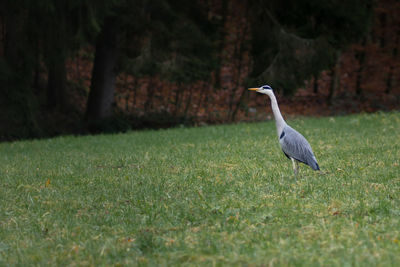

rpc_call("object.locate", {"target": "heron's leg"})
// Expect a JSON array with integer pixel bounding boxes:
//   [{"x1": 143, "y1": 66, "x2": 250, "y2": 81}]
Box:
[{"x1": 291, "y1": 158, "x2": 298, "y2": 176}]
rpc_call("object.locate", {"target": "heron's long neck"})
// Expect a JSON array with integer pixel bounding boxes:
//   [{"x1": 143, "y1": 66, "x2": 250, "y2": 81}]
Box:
[{"x1": 267, "y1": 92, "x2": 286, "y2": 136}]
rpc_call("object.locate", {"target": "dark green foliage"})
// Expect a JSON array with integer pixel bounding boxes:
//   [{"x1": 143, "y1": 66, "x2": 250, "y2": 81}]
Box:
[
  {"x1": 0, "y1": 0, "x2": 219, "y2": 139},
  {"x1": 0, "y1": 1, "x2": 41, "y2": 139},
  {"x1": 84, "y1": 0, "x2": 219, "y2": 123},
  {"x1": 119, "y1": 0, "x2": 219, "y2": 83},
  {"x1": 248, "y1": 0, "x2": 373, "y2": 95},
  {"x1": 0, "y1": 0, "x2": 375, "y2": 139}
]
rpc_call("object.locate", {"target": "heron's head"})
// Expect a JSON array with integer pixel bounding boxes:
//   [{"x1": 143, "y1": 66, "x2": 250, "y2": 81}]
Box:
[{"x1": 248, "y1": 85, "x2": 273, "y2": 94}]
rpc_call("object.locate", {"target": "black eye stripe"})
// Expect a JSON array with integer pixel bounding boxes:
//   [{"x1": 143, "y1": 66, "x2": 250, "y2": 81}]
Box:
[{"x1": 262, "y1": 85, "x2": 272, "y2": 89}]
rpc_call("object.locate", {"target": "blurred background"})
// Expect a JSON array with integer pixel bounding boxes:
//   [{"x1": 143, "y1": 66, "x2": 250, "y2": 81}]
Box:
[{"x1": 0, "y1": 0, "x2": 399, "y2": 140}]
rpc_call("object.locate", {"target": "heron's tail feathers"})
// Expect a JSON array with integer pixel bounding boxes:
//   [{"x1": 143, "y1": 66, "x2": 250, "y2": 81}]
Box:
[
  {"x1": 309, "y1": 160, "x2": 320, "y2": 171},
  {"x1": 314, "y1": 162, "x2": 320, "y2": 171}
]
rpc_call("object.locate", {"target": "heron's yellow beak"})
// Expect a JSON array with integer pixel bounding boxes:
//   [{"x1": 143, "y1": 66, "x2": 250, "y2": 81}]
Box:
[{"x1": 248, "y1": 88, "x2": 258, "y2": 91}]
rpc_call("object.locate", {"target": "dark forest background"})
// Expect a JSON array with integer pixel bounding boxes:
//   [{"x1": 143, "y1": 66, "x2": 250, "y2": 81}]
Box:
[{"x1": 0, "y1": 0, "x2": 399, "y2": 141}]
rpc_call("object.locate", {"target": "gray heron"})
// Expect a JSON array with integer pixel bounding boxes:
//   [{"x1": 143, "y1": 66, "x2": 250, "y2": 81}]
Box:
[{"x1": 248, "y1": 85, "x2": 320, "y2": 175}]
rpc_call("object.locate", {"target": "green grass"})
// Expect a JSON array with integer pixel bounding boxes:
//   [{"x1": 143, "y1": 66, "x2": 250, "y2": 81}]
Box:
[{"x1": 1, "y1": 112, "x2": 400, "y2": 266}]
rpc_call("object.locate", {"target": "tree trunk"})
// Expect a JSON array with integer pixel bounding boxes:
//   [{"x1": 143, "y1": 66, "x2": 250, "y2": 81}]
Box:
[
  {"x1": 33, "y1": 39, "x2": 41, "y2": 93},
  {"x1": 228, "y1": 57, "x2": 243, "y2": 121},
  {"x1": 213, "y1": 0, "x2": 228, "y2": 89},
  {"x1": 194, "y1": 81, "x2": 208, "y2": 117},
  {"x1": 228, "y1": 4, "x2": 249, "y2": 122},
  {"x1": 85, "y1": 17, "x2": 118, "y2": 121},
  {"x1": 183, "y1": 87, "x2": 193, "y2": 121},
  {"x1": 327, "y1": 52, "x2": 341, "y2": 105},
  {"x1": 355, "y1": 38, "x2": 367, "y2": 96},
  {"x1": 231, "y1": 86, "x2": 246, "y2": 121},
  {"x1": 379, "y1": 12, "x2": 387, "y2": 48},
  {"x1": 133, "y1": 77, "x2": 138, "y2": 106},
  {"x1": 3, "y1": 12, "x2": 19, "y2": 68},
  {"x1": 385, "y1": 29, "x2": 399, "y2": 94},
  {"x1": 144, "y1": 77, "x2": 154, "y2": 112},
  {"x1": 174, "y1": 83, "x2": 183, "y2": 116},
  {"x1": 313, "y1": 75, "x2": 319, "y2": 94},
  {"x1": 46, "y1": 58, "x2": 67, "y2": 109},
  {"x1": 3, "y1": 7, "x2": 33, "y2": 90}
]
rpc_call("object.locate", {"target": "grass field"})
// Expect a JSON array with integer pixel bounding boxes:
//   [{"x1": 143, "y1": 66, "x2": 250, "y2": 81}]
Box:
[{"x1": 1, "y1": 112, "x2": 400, "y2": 266}]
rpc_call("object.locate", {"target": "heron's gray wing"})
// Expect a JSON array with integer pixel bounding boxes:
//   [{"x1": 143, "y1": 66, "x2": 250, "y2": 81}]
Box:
[{"x1": 279, "y1": 125, "x2": 320, "y2": 170}]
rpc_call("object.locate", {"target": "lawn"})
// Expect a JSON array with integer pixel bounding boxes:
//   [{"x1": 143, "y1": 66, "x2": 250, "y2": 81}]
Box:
[{"x1": 1, "y1": 112, "x2": 400, "y2": 266}]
